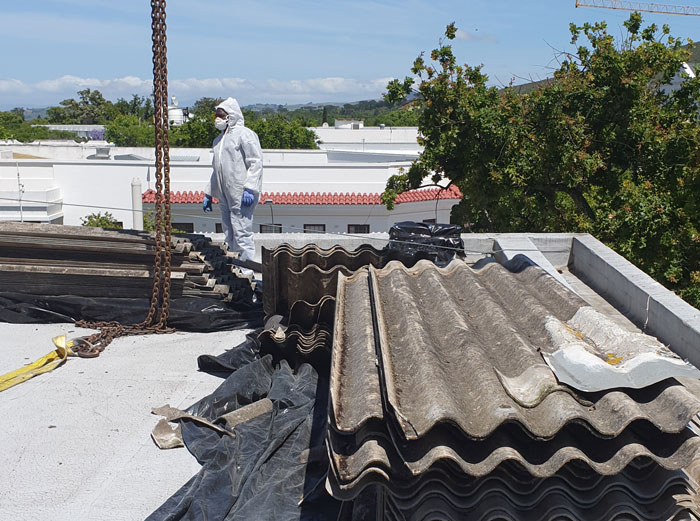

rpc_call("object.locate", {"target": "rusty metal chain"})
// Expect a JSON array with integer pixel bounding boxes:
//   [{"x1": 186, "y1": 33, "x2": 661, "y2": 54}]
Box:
[{"x1": 73, "y1": 0, "x2": 173, "y2": 357}]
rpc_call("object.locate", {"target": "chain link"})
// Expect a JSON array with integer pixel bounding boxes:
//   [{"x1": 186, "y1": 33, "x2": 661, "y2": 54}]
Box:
[{"x1": 74, "y1": 0, "x2": 174, "y2": 356}]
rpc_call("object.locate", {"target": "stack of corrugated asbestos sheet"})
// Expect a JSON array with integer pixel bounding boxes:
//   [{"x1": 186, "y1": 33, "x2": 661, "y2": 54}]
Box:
[
  {"x1": 259, "y1": 295, "x2": 336, "y2": 368},
  {"x1": 259, "y1": 244, "x2": 432, "y2": 372},
  {"x1": 329, "y1": 258, "x2": 700, "y2": 520},
  {"x1": 0, "y1": 222, "x2": 254, "y2": 301},
  {"x1": 262, "y1": 244, "x2": 430, "y2": 317}
]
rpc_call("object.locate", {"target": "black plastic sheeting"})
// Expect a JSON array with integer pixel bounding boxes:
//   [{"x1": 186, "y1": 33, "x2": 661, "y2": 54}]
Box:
[
  {"x1": 0, "y1": 291, "x2": 264, "y2": 332},
  {"x1": 147, "y1": 334, "x2": 341, "y2": 521},
  {"x1": 387, "y1": 221, "x2": 464, "y2": 266}
]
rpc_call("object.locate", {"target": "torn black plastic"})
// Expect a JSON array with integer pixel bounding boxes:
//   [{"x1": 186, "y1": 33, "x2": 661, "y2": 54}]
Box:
[
  {"x1": 147, "y1": 338, "x2": 340, "y2": 521},
  {"x1": 387, "y1": 221, "x2": 464, "y2": 266},
  {"x1": 0, "y1": 292, "x2": 264, "y2": 332}
]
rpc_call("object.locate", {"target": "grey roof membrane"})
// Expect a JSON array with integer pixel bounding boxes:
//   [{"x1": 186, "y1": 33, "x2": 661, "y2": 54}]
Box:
[{"x1": 331, "y1": 260, "x2": 700, "y2": 441}]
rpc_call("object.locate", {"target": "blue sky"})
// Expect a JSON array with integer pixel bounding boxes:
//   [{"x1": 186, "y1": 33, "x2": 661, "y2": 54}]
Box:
[{"x1": 2, "y1": 0, "x2": 700, "y2": 109}]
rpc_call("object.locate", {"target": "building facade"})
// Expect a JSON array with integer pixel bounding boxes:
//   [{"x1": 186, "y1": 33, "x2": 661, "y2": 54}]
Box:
[{"x1": 0, "y1": 131, "x2": 459, "y2": 233}]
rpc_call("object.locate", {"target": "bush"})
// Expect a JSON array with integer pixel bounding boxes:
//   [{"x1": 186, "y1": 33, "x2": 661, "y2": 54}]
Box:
[{"x1": 81, "y1": 212, "x2": 123, "y2": 229}]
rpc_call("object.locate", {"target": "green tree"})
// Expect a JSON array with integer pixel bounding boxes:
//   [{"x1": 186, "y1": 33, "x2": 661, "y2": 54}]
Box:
[
  {"x1": 104, "y1": 114, "x2": 154, "y2": 146},
  {"x1": 81, "y1": 212, "x2": 123, "y2": 229},
  {"x1": 171, "y1": 112, "x2": 319, "y2": 149},
  {"x1": 46, "y1": 106, "x2": 69, "y2": 124},
  {"x1": 170, "y1": 116, "x2": 219, "y2": 147},
  {"x1": 142, "y1": 211, "x2": 188, "y2": 234},
  {"x1": 49, "y1": 89, "x2": 118, "y2": 124},
  {"x1": 385, "y1": 18, "x2": 700, "y2": 308},
  {"x1": 191, "y1": 97, "x2": 224, "y2": 117},
  {"x1": 366, "y1": 105, "x2": 420, "y2": 126},
  {"x1": 0, "y1": 111, "x2": 23, "y2": 131},
  {"x1": 114, "y1": 94, "x2": 154, "y2": 122},
  {"x1": 247, "y1": 115, "x2": 319, "y2": 149},
  {"x1": 0, "y1": 111, "x2": 76, "y2": 142}
]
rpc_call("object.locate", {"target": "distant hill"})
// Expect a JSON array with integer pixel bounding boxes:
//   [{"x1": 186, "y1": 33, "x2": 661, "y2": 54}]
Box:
[
  {"x1": 23, "y1": 108, "x2": 49, "y2": 121},
  {"x1": 243, "y1": 100, "x2": 366, "y2": 112}
]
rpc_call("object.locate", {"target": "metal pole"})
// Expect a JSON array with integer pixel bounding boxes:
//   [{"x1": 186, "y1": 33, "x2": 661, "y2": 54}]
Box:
[
  {"x1": 131, "y1": 177, "x2": 144, "y2": 230},
  {"x1": 265, "y1": 199, "x2": 275, "y2": 231},
  {"x1": 16, "y1": 162, "x2": 24, "y2": 223}
]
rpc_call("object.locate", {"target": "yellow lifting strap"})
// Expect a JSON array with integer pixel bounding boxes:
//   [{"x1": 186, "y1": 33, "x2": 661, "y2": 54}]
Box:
[{"x1": 0, "y1": 335, "x2": 77, "y2": 392}]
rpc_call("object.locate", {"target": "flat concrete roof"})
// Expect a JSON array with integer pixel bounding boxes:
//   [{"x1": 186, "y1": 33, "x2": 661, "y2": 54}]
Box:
[
  {"x1": 2, "y1": 232, "x2": 700, "y2": 520},
  {"x1": 0, "y1": 323, "x2": 251, "y2": 520}
]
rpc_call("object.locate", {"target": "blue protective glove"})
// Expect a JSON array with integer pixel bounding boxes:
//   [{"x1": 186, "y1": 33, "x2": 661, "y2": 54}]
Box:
[
  {"x1": 241, "y1": 188, "x2": 255, "y2": 207},
  {"x1": 202, "y1": 194, "x2": 213, "y2": 212}
]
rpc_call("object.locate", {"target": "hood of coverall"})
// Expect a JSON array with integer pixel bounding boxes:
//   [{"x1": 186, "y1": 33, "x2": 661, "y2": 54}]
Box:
[{"x1": 216, "y1": 97, "x2": 245, "y2": 128}]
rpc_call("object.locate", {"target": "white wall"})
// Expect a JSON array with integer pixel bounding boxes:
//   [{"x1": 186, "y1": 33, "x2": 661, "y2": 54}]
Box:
[
  {"x1": 0, "y1": 157, "x2": 418, "y2": 228},
  {"x1": 0, "y1": 161, "x2": 63, "y2": 223},
  {"x1": 312, "y1": 126, "x2": 421, "y2": 152},
  {"x1": 149, "y1": 199, "x2": 457, "y2": 235}
]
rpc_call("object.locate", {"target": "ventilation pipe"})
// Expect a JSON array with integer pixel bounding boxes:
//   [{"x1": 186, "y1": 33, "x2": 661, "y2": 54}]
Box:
[{"x1": 131, "y1": 177, "x2": 144, "y2": 230}]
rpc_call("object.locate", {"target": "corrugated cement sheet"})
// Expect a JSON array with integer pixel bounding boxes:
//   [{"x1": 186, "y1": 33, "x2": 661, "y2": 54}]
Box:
[
  {"x1": 262, "y1": 244, "x2": 430, "y2": 316},
  {"x1": 331, "y1": 260, "x2": 700, "y2": 441}
]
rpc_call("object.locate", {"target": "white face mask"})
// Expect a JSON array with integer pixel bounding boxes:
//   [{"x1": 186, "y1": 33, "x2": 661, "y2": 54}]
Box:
[{"x1": 214, "y1": 117, "x2": 227, "y2": 131}]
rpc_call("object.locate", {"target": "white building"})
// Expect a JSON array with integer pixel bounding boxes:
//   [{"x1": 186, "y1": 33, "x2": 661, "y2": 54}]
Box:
[
  {"x1": 0, "y1": 135, "x2": 458, "y2": 234},
  {"x1": 31, "y1": 124, "x2": 105, "y2": 140},
  {"x1": 312, "y1": 125, "x2": 421, "y2": 153}
]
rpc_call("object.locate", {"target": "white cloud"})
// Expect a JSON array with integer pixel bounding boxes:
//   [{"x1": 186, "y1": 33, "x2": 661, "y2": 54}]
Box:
[
  {"x1": 455, "y1": 29, "x2": 498, "y2": 45},
  {"x1": 0, "y1": 79, "x2": 26, "y2": 94},
  {"x1": 0, "y1": 75, "x2": 394, "y2": 108}
]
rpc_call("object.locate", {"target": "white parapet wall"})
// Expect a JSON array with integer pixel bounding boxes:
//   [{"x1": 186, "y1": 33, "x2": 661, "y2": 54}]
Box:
[{"x1": 0, "y1": 139, "x2": 456, "y2": 234}]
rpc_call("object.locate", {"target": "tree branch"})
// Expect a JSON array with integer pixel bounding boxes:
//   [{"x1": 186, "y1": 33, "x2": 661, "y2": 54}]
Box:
[{"x1": 530, "y1": 183, "x2": 595, "y2": 220}]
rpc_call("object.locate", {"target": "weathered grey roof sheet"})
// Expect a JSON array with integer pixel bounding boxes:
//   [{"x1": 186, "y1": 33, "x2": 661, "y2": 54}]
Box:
[
  {"x1": 331, "y1": 261, "x2": 700, "y2": 440},
  {"x1": 328, "y1": 423, "x2": 700, "y2": 484},
  {"x1": 262, "y1": 244, "x2": 430, "y2": 315},
  {"x1": 327, "y1": 257, "x2": 700, "y2": 512},
  {"x1": 286, "y1": 296, "x2": 336, "y2": 329},
  {"x1": 365, "y1": 459, "x2": 689, "y2": 504},
  {"x1": 383, "y1": 491, "x2": 697, "y2": 521}
]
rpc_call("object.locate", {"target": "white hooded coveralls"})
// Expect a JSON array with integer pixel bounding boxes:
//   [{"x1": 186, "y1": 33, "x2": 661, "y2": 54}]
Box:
[{"x1": 205, "y1": 98, "x2": 263, "y2": 262}]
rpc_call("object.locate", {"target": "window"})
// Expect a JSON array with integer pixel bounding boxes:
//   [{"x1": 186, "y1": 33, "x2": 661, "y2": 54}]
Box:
[
  {"x1": 303, "y1": 224, "x2": 326, "y2": 233},
  {"x1": 260, "y1": 224, "x2": 283, "y2": 233},
  {"x1": 348, "y1": 224, "x2": 369, "y2": 234},
  {"x1": 422, "y1": 219, "x2": 436, "y2": 224},
  {"x1": 172, "y1": 222, "x2": 194, "y2": 233},
  {"x1": 215, "y1": 223, "x2": 223, "y2": 233}
]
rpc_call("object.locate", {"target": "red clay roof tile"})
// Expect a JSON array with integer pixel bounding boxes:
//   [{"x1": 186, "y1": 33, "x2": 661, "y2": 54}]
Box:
[{"x1": 142, "y1": 185, "x2": 462, "y2": 206}]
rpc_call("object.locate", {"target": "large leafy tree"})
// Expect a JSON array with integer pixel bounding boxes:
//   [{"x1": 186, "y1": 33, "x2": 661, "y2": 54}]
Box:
[
  {"x1": 0, "y1": 110, "x2": 75, "y2": 142},
  {"x1": 114, "y1": 94, "x2": 154, "y2": 122},
  {"x1": 47, "y1": 88, "x2": 119, "y2": 124},
  {"x1": 191, "y1": 97, "x2": 224, "y2": 117},
  {"x1": 384, "y1": 16, "x2": 700, "y2": 307},
  {"x1": 170, "y1": 116, "x2": 218, "y2": 148},
  {"x1": 104, "y1": 114, "x2": 154, "y2": 147},
  {"x1": 247, "y1": 115, "x2": 318, "y2": 149}
]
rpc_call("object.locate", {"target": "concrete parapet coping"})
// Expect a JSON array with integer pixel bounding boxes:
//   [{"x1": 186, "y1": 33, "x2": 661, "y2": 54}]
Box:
[
  {"x1": 569, "y1": 234, "x2": 700, "y2": 366},
  {"x1": 492, "y1": 235, "x2": 573, "y2": 291},
  {"x1": 249, "y1": 232, "x2": 582, "y2": 266}
]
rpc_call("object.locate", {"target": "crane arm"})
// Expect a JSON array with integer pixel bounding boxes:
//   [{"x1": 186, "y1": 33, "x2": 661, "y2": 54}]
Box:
[{"x1": 575, "y1": 0, "x2": 700, "y2": 16}]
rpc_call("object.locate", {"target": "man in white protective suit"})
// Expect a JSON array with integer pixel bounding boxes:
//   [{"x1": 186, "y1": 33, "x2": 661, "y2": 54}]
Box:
[{"x1": 202, "y1": 97, "x2": 263, "y2": 264}]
